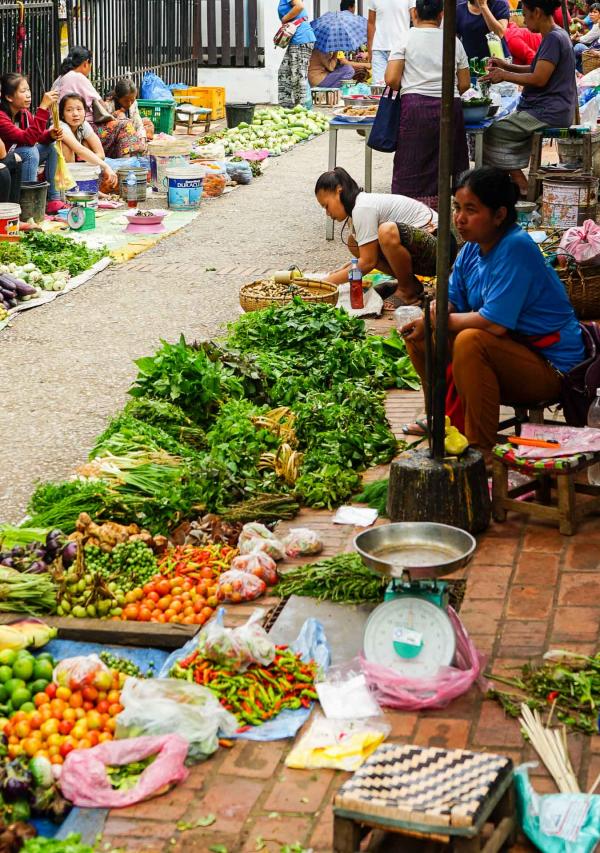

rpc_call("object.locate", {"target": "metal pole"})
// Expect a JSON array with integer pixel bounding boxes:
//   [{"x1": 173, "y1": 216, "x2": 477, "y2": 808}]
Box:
[
  {"x1": 431, "y1": 0, "x2": 456, "y2": 459},
  {"x1": 559, "y1": 0, "x2": 580, "y2": 122}
]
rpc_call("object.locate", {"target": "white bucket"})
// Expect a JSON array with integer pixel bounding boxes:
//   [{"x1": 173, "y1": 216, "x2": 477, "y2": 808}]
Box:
[
  {"x1": 166, "y1": 165, "x2": 207, "y2": 210},
  {"x1": 0, "y1": 203, "x2": 21, "y2": 236},
  {"x1": 150, "y1": 152, "x2": 190, "y2": 194},
  {"x1": 68, "y1": 163, "x2": 101, "y2": 207}
]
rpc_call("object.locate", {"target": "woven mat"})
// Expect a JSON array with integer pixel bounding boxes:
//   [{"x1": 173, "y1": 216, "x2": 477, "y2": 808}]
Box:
[{"x1": 334, "y1": 743, "x2": 512, "y2": 829}]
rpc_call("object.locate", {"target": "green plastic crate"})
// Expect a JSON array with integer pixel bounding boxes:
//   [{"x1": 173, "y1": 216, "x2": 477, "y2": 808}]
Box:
[{"x1": 137, "y1": 99, "x2": 176, "y2": 134}]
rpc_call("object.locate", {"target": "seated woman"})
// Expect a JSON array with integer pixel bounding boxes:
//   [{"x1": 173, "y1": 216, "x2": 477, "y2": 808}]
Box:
[
  {"x1": 308, "y1": 48, "x2": 370, "y2": 88},
  {"x1": 53, "y1": 46, "x2": 145, "y2": 159},
  {"x1": 105, "y1": 78, "x2": 154, "y2": 148},
  {"x1": 385, "y1": 0, "x2": 470, "y2": 209},
  {"x1": 315, "y1": 166, "x2": 440, "y2": 308},
  {"x1": 58, "y1": 94, "x2": 117, "y2": 187},
  {"x1": 482, "y1": 0, "x2": 576, "y2": 197},
  {"x1": 0, "y1": 139, "x2": 21, "y2": 205},
  {"x1": 0, "y1": 73, "x2": 64, "y2": 214},
  {"x1": 572, "y1": 2, "x2": 600, "y2": 70},
  {"x1": 402, "y1": 167, "x2": 584, "y2": 462}
]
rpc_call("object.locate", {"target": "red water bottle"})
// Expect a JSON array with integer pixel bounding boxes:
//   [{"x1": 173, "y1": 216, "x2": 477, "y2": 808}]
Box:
[{"x1": 349, "y1": 257, "x2": 364, "y2": 309}]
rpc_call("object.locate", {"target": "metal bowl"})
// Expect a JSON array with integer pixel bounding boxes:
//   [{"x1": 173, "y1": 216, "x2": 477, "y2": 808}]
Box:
[
  {"x1": 370, "y1": 84, "x2": 386, "y2": 97},
  {"x1": 354, "y1": 522, "x2": 476, "y2": 580},
  {"x1": 342, "y1": 96, "x2": 379, "y2": 108}
]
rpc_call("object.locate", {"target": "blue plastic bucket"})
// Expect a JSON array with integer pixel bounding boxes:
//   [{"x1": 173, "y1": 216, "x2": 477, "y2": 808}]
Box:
[
  {"x1": 166, "y1": 165, "x2": 205, "y2": 210},
  {"x1": 68, "y1": 164, "x2": 100, "y2": 207}
]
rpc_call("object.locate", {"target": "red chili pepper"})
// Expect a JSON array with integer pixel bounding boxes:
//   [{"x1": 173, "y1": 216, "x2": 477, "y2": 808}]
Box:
[{"x1": 547, "y1": 691, "x2": 559, "y2": 702}]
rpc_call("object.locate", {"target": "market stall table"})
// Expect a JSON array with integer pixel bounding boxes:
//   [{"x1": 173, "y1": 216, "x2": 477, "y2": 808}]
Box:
[
  {"x1": 326, "y1": 117, "x2": 374, "y2": 240},
  {"x1": 464, "y1": 93, "x2": 520, "y2": 168}
]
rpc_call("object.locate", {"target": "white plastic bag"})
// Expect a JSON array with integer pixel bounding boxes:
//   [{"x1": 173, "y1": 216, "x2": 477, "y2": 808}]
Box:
[
  {"x1": 116, "y1": 678, "x2": 237, "y2": 763},
  {"x1": 54, "y1": 654, "x2": 113, "y2": 691},
  {"x1": 285, "y1": 713, "x2": 390, "y2": 771},
  {"x1": 238, "y1": 522, "x2": 285, "y2": 560},
  {"x1": 283, "y1": 527, "x2": 323, "y2": 558},
  {"x1": 217, "y1": 568, "x2": 267, "y2": 602},
  {"x1": 196, "y1": 607, "x2": 275, "y2": 669},
  {"x1": 316, "y1": 658, "x2": 383, "y2": 719}
]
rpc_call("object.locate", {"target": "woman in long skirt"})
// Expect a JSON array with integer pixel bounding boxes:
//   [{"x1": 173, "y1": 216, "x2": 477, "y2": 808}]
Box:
[{"x1": 277, "y1": 0, "x2": 315, "y2": 107}]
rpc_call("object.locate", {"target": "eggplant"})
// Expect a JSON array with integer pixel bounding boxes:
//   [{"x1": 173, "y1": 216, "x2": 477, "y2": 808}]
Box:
[
  {"x1": 6, "y1": 299, "x2": 16, "y2": 309},
  {"x1": 10, "y1": 547, "x2": 23, "y2": 558},
  {"x1": 32, "y1": 548, "x2": 46, "y2": 560},
  {"x1": 26, "y1": 560, "x2": 47, "y2": 574},
  {"x1": 0, "y1": 558, "x2": 14, "y2": 568},
  {"x1": 60, "y1": 540, "x2": 77, "y2": 568},
  {"x1": 0, "y1": 276, "x2": 16, "y2": 293},
  {"x1": 13, "y1": 280, "x2": 36, "y2": 297}
]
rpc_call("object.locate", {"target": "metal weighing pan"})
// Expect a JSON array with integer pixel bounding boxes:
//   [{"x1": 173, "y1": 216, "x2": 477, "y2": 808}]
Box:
[{"x1": 354, "y1": 522, "x2": 476, "y2": 580}]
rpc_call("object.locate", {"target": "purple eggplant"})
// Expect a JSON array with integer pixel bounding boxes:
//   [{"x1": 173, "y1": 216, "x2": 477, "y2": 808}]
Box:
[
  {"x1": 60, "y1": 540, "x2": 78, "y2": 568},
  {"x1": 13, "y1": 280, "x2": 37, "y2": 297},
  {"x1": 26, "y1": 560, "x2": 47, "y2": 574},
  {"x1": 0, "y1": 557, "x2": 14, "y2": 568}
]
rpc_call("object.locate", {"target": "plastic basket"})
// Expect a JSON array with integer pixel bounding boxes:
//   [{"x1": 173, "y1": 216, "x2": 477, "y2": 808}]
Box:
[
  {"x1": 172, "y1": 86, "x2": 226, "y2": 120},
  {"x1": 137, "y1": 99, "x2": 176, "y2": 134}
]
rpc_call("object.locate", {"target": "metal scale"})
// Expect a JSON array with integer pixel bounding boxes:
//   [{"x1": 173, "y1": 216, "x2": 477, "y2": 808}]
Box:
[
  {"x1": 65, "y1": 191, "x2": 96, "y2": 231},
  {"x1": 355, "y1": 523, "x2": 476, "y2": 679}
]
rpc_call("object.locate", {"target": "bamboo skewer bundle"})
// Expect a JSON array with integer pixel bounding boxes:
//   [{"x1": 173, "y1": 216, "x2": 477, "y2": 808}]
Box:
[{"x1": 519, "y1": 704, "x2": 580, "y2": 794}]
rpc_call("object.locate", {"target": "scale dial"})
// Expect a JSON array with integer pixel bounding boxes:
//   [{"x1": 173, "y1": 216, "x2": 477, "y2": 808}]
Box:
[
  {"x1": 67, "y1": 206, "x2": 86, "y2": 230},
  {"x1": 363, "y1": 597, "x2": 456, "y2": 679}
]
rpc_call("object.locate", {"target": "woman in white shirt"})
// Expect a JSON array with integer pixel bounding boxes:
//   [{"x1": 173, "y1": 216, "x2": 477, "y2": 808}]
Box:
[
  {"x1": 315, "y1": 166, "x2": 442, "y2": 307},
  {"x1": 385, "y1": 0, "x2": 471, "y2": 208}
]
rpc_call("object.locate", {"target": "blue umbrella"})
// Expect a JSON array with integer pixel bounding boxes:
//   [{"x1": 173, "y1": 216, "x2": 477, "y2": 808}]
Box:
[{"x1": 310, "y1": 11, "x2": 367, "y2": 53}]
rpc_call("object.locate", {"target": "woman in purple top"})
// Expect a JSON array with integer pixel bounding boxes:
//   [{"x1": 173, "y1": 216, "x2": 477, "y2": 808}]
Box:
[
  {"x1": 481, "y1": 0, "x2": 576, "y2": 196},
  {"x1": 456, "y1": 0, "x2": 510, "y2": 59}
]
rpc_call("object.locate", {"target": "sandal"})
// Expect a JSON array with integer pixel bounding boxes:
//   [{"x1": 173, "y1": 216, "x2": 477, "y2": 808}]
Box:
[
  {"x1": 383, "y1": 293, "x2": 423, "y2": 311},
  {"x1": 401, "y1": 417, "x2": 428, "y2": 437}
]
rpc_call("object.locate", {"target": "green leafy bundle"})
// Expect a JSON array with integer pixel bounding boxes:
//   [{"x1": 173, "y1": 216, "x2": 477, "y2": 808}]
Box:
[{"x1": 22, "y1": 231, "x2": 108, "y2": 276}]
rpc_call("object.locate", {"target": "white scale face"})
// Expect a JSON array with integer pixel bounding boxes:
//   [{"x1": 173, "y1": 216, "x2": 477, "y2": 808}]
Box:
[{"x1": 363, "y1": 597, "x2": 456, "y2": 679}]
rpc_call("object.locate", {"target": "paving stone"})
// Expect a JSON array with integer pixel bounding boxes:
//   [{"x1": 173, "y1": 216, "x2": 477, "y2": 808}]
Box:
[
  {"x1": 564, "y1": 541, "x2": 600, "y2": 571},
  {"x1": 497, "y1": 619, "x2": 548, "y2": 657},
  {"x1": 180, "y1": 776, "x2": 263, "y2": 834},
  {"x1": 522, "y1": 524, "x2": 566, "y2": 553},
  {"x1": 507, "y1": 584, "x2": 554, "y2": 620},
  {"x1": 168, "y1": 831, "x2": 240, "y2": 853},
  {"x1": 464, "y1": 566, "x2": 512, "y2": 599},
  {"x1": 413, "y1": 717, "x2": 471, "y2": 750},
  {"x1": 471, "y1": 538, "x2": 520, "y2": 566},
  {"x1": 459, "y1": 598, "x2": 505, "y2": 634},
  {"x1": 113, "y1": 786, "x2": 196, "y2": 821},
  {"x1": 103, "y1": 817, "x2": 176, "y2": 839},
  {"x1": 97, "y1": 837, "x2": 163, "y2": 852},
  {"x1": 474, "y1": 700, "x2": 523, "y2": 748},
  {"x1": 241, "y1": 814, "x2": 312, "y2": 852},
  {"x1": 218, "y1": 740, "x2": 286, "y2": 779},
  {"x1": 262, "y1": 768, "x2": 335, "y2": 813},
  {"x1": 386, "y1": 711, "x2": 418, "y2": 739},
  {"x1": 551, "y1": 607, "x2": 600, "y2": 642},
  {"x1": 558, "y1": 572, "x2": 600, "y2": 606},
  {"x1": 309, "y1": 803, "x2": 335, "y2": 852},
  {"x1": 514, "y1": 552, "x2": 560, "y2": 585}
]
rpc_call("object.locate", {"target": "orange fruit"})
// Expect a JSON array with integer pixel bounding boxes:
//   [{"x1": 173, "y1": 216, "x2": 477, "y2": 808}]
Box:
[
  {"x1": 34, "y1": 692, "x2": 50, "y2": 707},
  {"x1": 56, "y1": 686, "x2": 72, "y2": 701},
  {"x1": 50, "y1": 754, "x2": 63, "y2": 765},
  {"x1": 22, "y1": 737, "x2": 40, "y2": 757},
  {"x1": 98, "y1": 732, "x2": 112, "y2": 743},
  {"x1": 40, "y1": 718, "x2": 60, "y2": 738},
  {"x1": 49, "y1": 699, "x2": 65, "y2": 719},
  {"x1": 77, "y1": 738, "x2": 92, "y2": 750}
]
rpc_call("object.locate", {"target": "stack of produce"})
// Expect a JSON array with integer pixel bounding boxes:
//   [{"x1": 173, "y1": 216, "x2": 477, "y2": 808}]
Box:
[
  {"x1": 0, "y1": 754, "x2": 69, "y2": 825},
  {"x1": 0, "y1": 650, "x2": 56, "y2": 721},
  {"x1": 0, "y1": 530, "x2": 67, "y2": 574}
]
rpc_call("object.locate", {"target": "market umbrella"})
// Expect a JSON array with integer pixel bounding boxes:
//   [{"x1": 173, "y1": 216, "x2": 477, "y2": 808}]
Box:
[{"x1": 309, "y1": 11, "x2": 367, "y2": 53}]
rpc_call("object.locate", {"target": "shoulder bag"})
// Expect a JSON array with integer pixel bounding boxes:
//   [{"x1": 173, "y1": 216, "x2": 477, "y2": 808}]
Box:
[
  {"x1": 92, "y1": 98, "x2": 113, "y2": 125},
  {"x1": 367, "y1": 86, "x2": 401, "y2": 153},
  {"x1": 274, "y1": 16, "x2": 308, "y2": 49}
]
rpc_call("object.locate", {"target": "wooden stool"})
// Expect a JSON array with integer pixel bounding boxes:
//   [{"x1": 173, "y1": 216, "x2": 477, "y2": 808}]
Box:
[
  {"x1": 175, "y1": 104, "x2": 212, "y2": 135},
  {"x1": 492, "y1": 443, "x2": 600, "y2": 535},
  {"x1": 527, "y1": 128, "x2": 594, "y2": 202},
  {"x1": 333, "y1": 744, "x2": 516, "y2": 853},
  {"x1": 498, "y1": 400, "x2": 550, "y2": 437}
]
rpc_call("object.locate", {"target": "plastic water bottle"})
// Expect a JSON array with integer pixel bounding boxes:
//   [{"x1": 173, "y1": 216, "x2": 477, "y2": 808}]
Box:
[
  {"x1": 587, "y1": 388, "x2": 600, "y2": 485},
  {"x1": 125, "y1": 171, "x2": 137, "y2": 208},
  {"x1": 349, "y1": 257, "x2": 364, "y2": 310}
]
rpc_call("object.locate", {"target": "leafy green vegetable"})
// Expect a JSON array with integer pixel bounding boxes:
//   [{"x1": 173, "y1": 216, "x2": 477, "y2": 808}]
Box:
[
  {"x1": 22, "y1": 231, "x2": 108, "y2": 277},
  {"x1": 21, "y1": 833, "x2": 97, "y2": 852},
  {"x1": 354, "y1": 478, "x2": 389, "y2": 517},
  {"x1": 276, "y1": 554, "x2": 386, "y2": 603}
]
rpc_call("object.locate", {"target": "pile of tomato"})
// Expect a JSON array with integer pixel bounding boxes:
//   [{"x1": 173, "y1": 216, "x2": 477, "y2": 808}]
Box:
[{"x1": 3, "y1": 676, "x2": 123, "y2": 765}]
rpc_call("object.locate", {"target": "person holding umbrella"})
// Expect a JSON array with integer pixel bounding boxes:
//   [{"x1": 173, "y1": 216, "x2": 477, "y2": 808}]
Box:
[{"x1": 309, "y1": 6, "x2": 370, "y2": 86}]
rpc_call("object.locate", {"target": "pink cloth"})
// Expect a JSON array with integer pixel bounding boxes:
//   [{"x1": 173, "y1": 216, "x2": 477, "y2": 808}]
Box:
[
  {"x1": 517, "y1": 423, "x2": 600, "y2": 458},
  {"x1": 52, "y1": 70, "x2": 101, "y2": 123}
]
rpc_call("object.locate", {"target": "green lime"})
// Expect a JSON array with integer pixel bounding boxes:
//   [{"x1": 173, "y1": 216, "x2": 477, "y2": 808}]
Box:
[
  {"x1": 19, "y1": 702, "x2": 35, "y2": 713},
  {"x1": 0, "y1": 667, "x2": 12, "y2": 684},
  {"x1": 32, "y1": 659, "x2": 54, "y2": 682},
  {"x1": 0, "y1": 686, "x2": 7, "y2": 704},
  {"x1": 4, "y1": 678, "x2": 26, "y2": 696},
  {"x1": 0, "y1": 650, "x2": 17, "y2": 667},
  {"x1": 10, "y1": 687, "x2": 31, "y2": 709},
  {"x1": 15, "y1": 649, "x2": 33, "y2": 659},
  {"x1": 36, "y1": 653, "x2": 54, "y2": 663},
  {"x1": 29, "y1": 679, "x2": 49, "y2": 696},
  {"x1": 11, "y1": 657, "x2": 34, "y2": 682}
]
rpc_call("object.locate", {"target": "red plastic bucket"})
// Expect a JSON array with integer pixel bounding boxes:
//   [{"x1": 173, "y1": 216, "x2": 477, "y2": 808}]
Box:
[{"x1": 0, "y1": 203, "x2": 21, "y2": 237}]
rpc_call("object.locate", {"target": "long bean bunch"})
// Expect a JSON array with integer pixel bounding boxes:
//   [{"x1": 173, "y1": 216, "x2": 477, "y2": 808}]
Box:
[{"x1": 275, "y1": 554, "x2": 385, "y2": 604}]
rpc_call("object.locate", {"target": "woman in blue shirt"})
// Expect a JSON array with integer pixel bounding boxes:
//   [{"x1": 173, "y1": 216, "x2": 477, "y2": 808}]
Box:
[
  {"x1": 277, "y1": 1, "x2": 316, "y2": 108},
  {"x1": 402, "y1": 167, "x2": 584, "y2": 459}
]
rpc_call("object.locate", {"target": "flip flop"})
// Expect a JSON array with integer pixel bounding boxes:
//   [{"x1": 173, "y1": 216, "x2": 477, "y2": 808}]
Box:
[
  {"x1": 374, "y1": 280, "x2": 398, "y2": 300},
  {"x1": 401, "y1": 417, "x2": 428, "y2": 437},
  {"x1": 383, "y1": 293, "x2": 423, "y2": 311}
]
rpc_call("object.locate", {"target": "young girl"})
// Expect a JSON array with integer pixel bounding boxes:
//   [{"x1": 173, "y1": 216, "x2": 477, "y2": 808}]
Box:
[
  {"x1": 106, "y1": 78, "x2": 153, "y2": 148},
  {"x1": 58, "y1": 94, "x2": 117, "y2": 188},
  {"x1": 315, "y1": 166, "x2": 439, "y2": 308},
  {"x1": 0, "y1": 73, "x2": 64, "y2": 214}
]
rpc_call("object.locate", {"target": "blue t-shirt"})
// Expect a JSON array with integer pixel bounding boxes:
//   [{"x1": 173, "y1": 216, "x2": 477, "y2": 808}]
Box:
[
  {"x1": 456, "y1": 0, "x2": 511, "y2": 60},
  {"x1": 278, "y1": 1, "x2": 315, "y2": 44},
  {"x1": 518, "y1": 27, "x2": 576, "y2": 127},
  {"x1": 449, "y1": 225, "x2": 584, "y2": 373}
]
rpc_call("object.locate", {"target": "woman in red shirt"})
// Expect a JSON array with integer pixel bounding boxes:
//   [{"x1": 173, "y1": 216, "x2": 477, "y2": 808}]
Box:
[{"x1": 0, "y1": 73, "x2": 65, "y2": 213}]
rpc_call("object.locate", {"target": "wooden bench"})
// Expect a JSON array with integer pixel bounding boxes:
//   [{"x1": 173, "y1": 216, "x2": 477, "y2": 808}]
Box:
[{"x1": 333, "y1": 744, "x2": 516, "y2": 853}]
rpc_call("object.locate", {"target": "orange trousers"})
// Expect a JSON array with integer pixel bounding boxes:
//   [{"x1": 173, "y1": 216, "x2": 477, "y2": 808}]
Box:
[{"x1": 406, "y1": 328, "x2": 562, "y2": 450}]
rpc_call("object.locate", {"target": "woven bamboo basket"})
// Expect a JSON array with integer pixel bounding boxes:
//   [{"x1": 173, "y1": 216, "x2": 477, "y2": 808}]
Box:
[
  {"x1": 582, "y1": 49, "x2": 600, "y2": 76},
  {"x1": 239, "y1": 278, "x2": 339, "y2": 312},
  {"x1": 557, "y1": 264, "x2": 600, "y2": 319}
]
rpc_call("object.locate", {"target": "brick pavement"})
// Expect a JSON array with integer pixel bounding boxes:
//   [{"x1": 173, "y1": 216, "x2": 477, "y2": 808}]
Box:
[{"x1": 100, "y1": 373, "x2": 600, "y2": 852}]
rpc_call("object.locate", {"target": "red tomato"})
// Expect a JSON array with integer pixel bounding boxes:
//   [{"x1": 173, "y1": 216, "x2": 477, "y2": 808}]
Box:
[
  {"x1": 45, "y1": 683, "x2": 57, "y2": 700},
  {"x1": 58, "y1": 720, "x2": 74, "y2": 736},
  {"x1": 82, "y1": 686, "x2": 98, "y2": 703}
]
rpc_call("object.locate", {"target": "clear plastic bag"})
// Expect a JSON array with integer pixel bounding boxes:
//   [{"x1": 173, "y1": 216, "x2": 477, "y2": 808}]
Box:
[
  {"x1": 283, "y1": 527, "x2": 323, "y2": 558},
  {"x1": 230, "y1": 551, "x2": 278, "y2": 586},
  {"x1": 116, "y1": 678, "x2": 237, "y2": 763},
  {"x1": 53, "y1": 654, "x2": 113, "y2": 691},
  {"x1": 285, "y1": 712, "x2": 390, "y2": 771},
  {"x1": 234, "y1": 607, "x2": 276, "y2": 667},
  {"x1": 196, "y1": 608, "x2": 274, "y2": 669},
  {"x1": 316, "y1": 658, "x2": 383, "y2": 719},
  {"x1": 361, "y1": 608, "x2": 487, "y2": 710},
  {"x1": 217, "y1": 569, "x2": 267, "y2": 602},
  {"x1": 238, "y1": 522, "x2": 285, "y2": 560},
  {"x1": 60, "y1": 734, "x2": 189, "y2": 808},
  {"x1": 225, "y1": 160, "x2": 253, "y2": 185}
]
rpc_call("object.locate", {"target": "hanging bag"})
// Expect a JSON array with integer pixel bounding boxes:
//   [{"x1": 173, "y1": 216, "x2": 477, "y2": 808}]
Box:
[
  {"x1": 560, "y1": 321, "x2": 600, "y2": 426},
  {"x1": 366, "y1": 86, "x2": 401, "y2": 153},
  {"x1": 274, "y1": 16, "x2": 307, "y2": 49}
]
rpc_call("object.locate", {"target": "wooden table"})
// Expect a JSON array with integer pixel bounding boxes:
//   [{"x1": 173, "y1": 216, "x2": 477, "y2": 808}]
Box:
[{"x1": 326, "y1": 118, "x2": 374, "y2": 241}]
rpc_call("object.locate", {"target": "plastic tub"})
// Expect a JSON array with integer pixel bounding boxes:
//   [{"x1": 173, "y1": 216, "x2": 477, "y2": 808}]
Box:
[
  {"x1": 0, "y1": 203, "x2": 20, "y2": 236},
  {"x1": 117, "y1": 167, "x2": 148, "y2": 202},
  {"x1": 166, "y1": 165, "x2": 206, "y2": 210},
  {"x1": 225, "y1": 102, "x2": 255, "y2": 129},
  {"x1": 149, "y1": 152, "x2": 190, "y2": 194},
  {"x1": 19, "y1": 181, "x2": 48, "y2": 223}
]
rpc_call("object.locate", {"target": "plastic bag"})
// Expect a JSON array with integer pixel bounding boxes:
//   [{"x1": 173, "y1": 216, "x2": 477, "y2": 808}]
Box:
[
  {"x1": 316, "y1": 658, "x2": 383, "y2": 719},
  {"x1": 230, "y1": 551, "x2": 278, "y2": 586},
  {"x1": 239, "y1": 523, "x2": 285, "y2": 560},
  {"x1": 217, "y1": 569, "x2": 266, "y2": 602},
  {"x1": 140, "y1": 72, "x2": 175, "y2": 102},
  {"x1": 515, "y1": 764, "x2": 600, "y2": 853},
  {"x1": 196, "y1": 607, "x2": 275, "y2": 668},
  {"x1": 54, "y1": 655, "x2": 113, "y2": 691},
  {"x1": 116, "y1": 677, "x2": 236, "y2": 763},
  {"x1": 558, "y1": 219, "x2": 600, "y2": 267},
  {"x1": 285, "y1": 712, "x2": 390, "y2": 771},
  {"x1": 60, "y1": 734, "x2": 189, "y2": 808},
  {"x1": 283, "y1": 527, "x2": 323, "y2": 558},
  {"x1": 225, "y1": 160, "x2": 253, "y2": 185},
  {"x1": 193, "y1": 142, "x2": 226, "y2": 160},
  {"x1": 361, "y1": 608, "x2": 487, "y2": 710}
]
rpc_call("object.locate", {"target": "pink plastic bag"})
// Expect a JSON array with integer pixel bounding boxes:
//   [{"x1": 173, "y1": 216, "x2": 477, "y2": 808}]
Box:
[
  {"x1": 361, "y1": 609, "x2": 488, "y2": 711},
  {"x1": 558, "y1": 219, "x2": 600, "y2": 266},
  {"x1": 60, "y1": 734, "x2": 189, "y2": 808}
]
